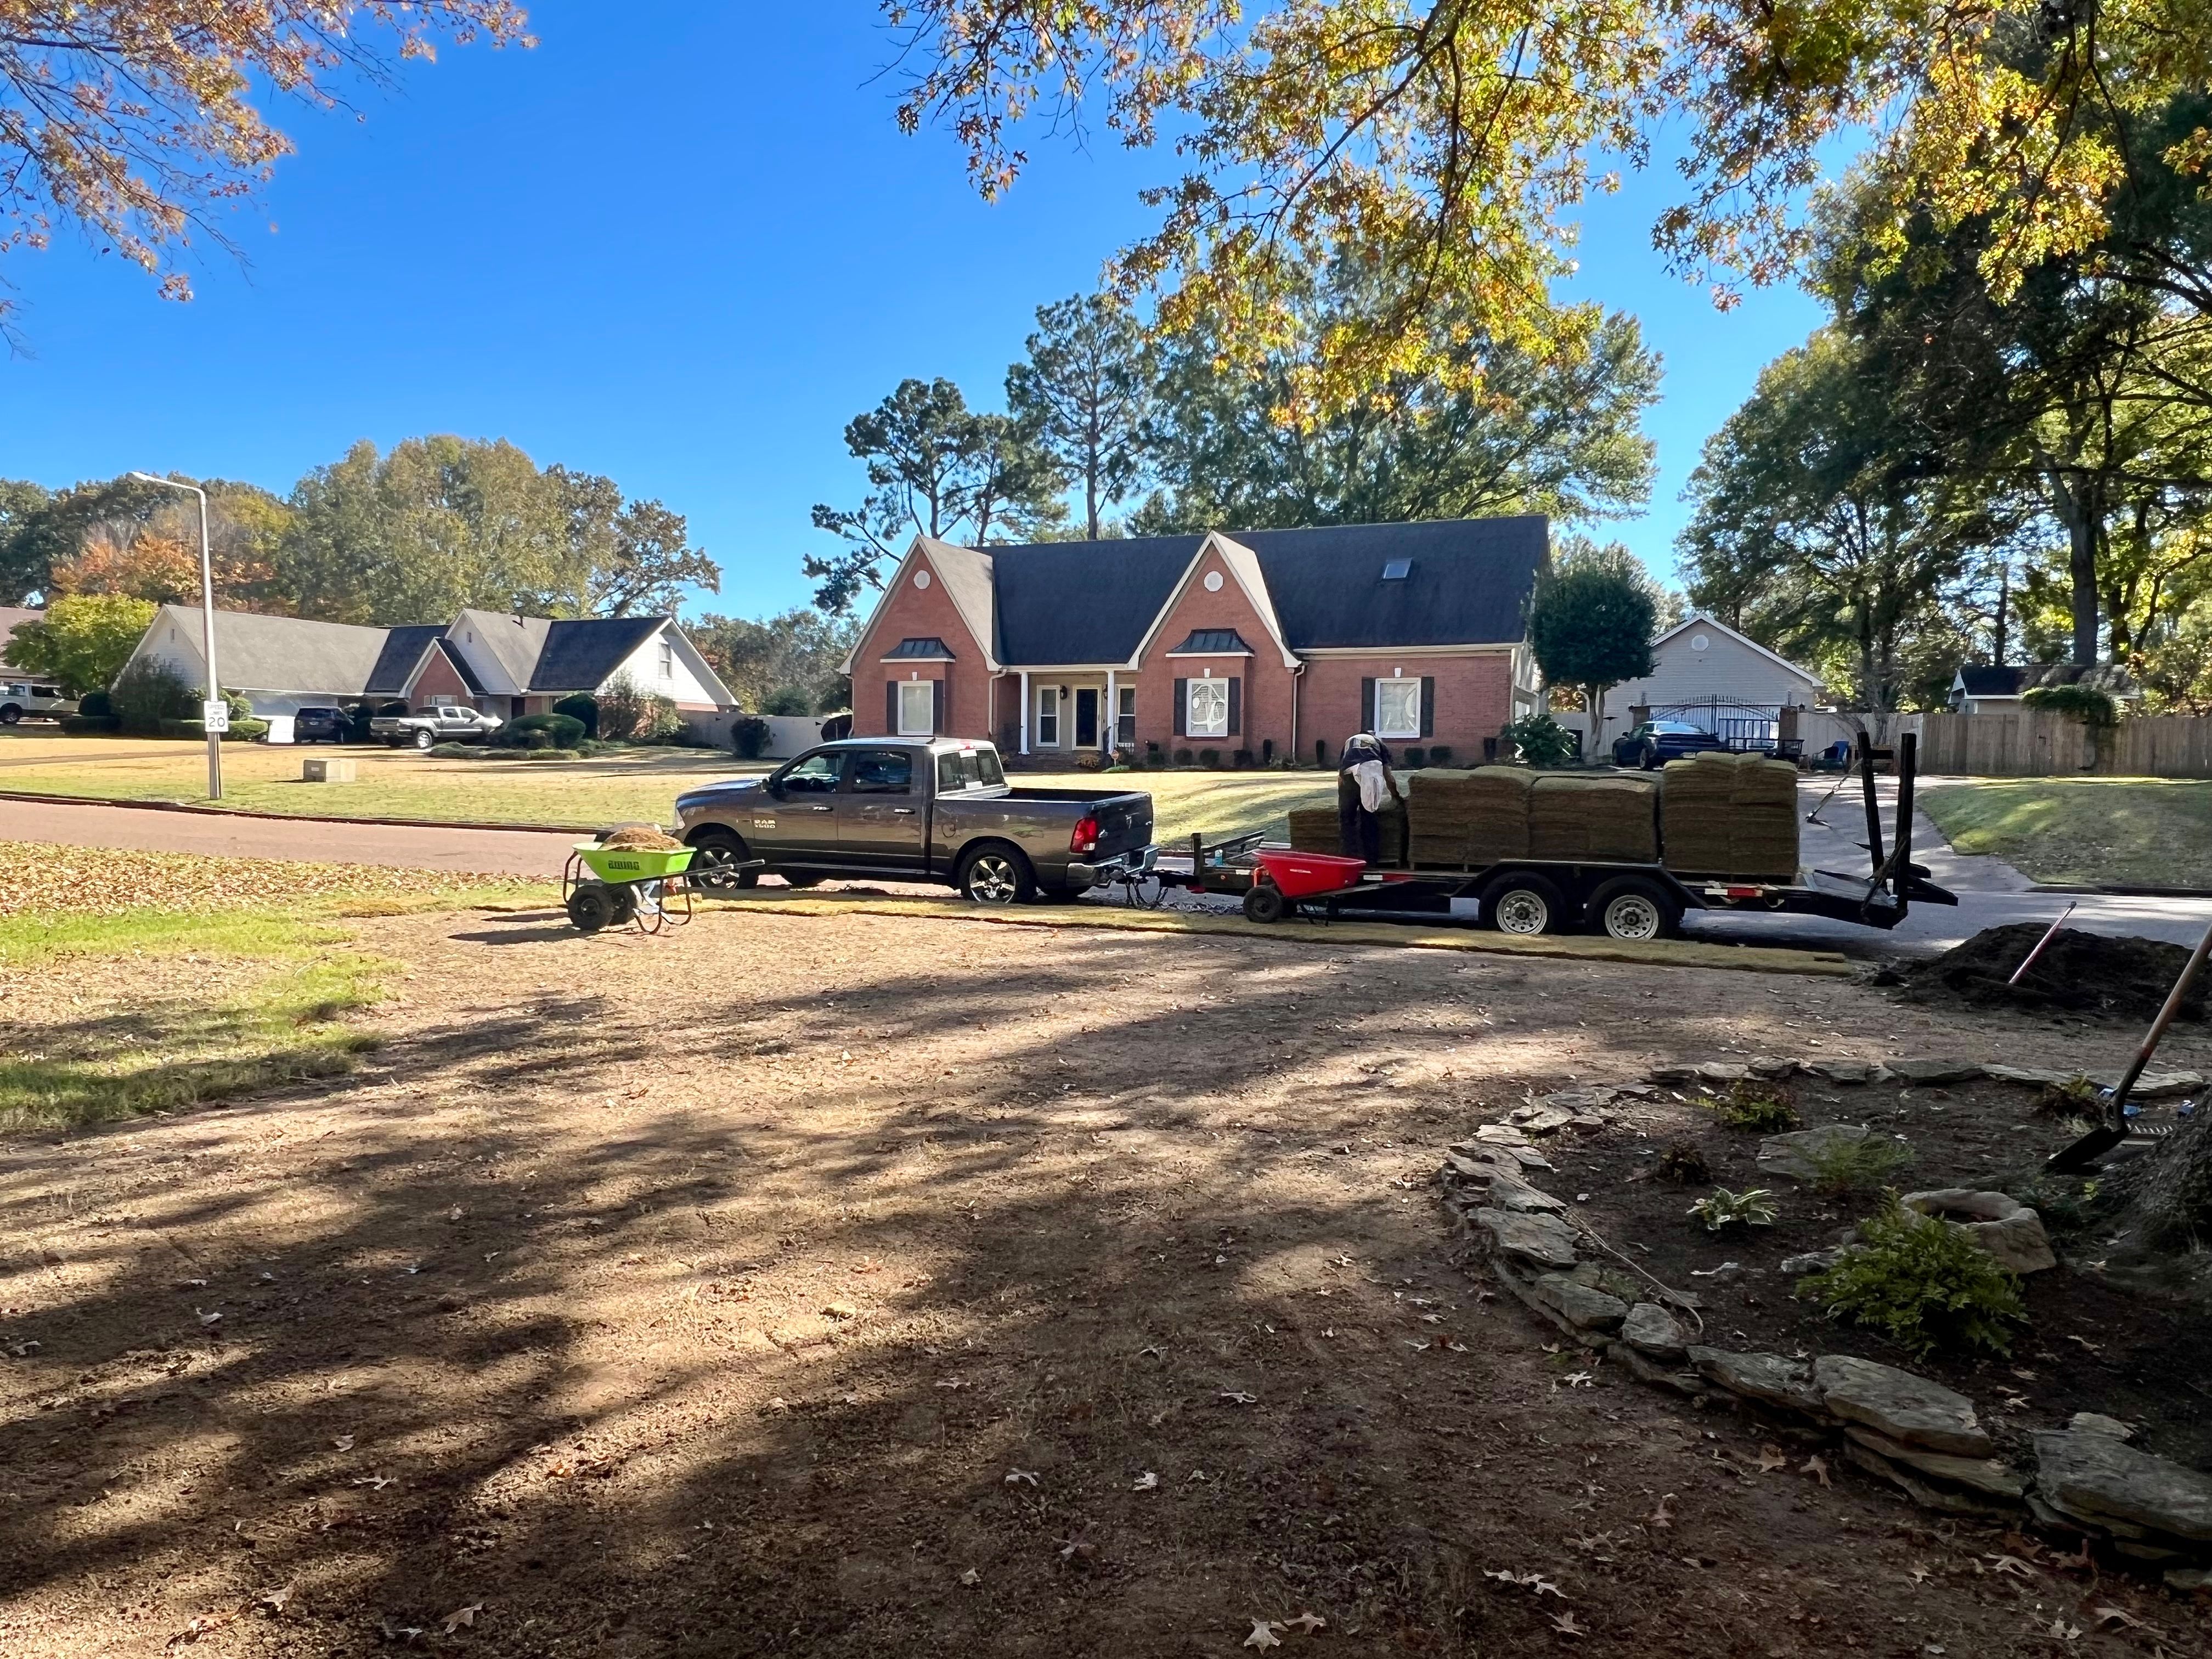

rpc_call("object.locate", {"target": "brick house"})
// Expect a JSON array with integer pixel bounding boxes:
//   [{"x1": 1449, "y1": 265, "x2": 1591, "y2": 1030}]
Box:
[{"x1": 841, "y1": 517, "x2": 1549, "y2": 763}]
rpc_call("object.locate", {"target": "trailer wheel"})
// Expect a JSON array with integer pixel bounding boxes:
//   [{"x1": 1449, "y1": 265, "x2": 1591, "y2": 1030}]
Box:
[
  {"x1": 1242, "y1": 881, "x2": 1289, "y2": 924},
  {"x1": 957, "y1": 842, "x2": 1035, "y2": 905},
  {"x1": 1481, "y1": 872, "x2": 1565, "y2": 936},
  {"x1": 1588, "y1": 876, "x2": 1679, "y2": 941}
]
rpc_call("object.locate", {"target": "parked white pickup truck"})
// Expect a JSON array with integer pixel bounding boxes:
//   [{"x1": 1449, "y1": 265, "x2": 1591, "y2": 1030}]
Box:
[{"x1": 370, "y1": 704, "x2": 504, "y2": 750}]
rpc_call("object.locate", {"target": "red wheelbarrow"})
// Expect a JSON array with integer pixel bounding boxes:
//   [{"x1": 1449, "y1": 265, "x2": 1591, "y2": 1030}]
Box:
[{"x1": 1239, "y1": 848, "x2": 1434, "y2": 923}]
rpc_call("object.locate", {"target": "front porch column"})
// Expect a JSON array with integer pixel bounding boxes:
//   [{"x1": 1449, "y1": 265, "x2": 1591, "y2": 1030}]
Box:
[
  {"x1": 1019, "y1": 670, "x2": 1030, "y2": 755},
  {"x1": 1104, "y1": 669, "x2": 1116, "y2": 753}
]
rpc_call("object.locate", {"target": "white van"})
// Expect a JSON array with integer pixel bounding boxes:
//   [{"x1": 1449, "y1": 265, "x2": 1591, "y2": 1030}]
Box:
[{"x1": 0, "y1": 681, "x2": 80, "y2": 724}]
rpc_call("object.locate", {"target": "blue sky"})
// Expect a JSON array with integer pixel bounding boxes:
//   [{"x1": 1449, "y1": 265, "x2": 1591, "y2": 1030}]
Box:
[{"x1": 0, "y1": 5, "x2": 1823, "y2": 618}]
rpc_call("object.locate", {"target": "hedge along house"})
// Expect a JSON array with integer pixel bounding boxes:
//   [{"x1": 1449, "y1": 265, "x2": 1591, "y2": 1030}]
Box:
[
  {"x1": 116, "y1": 605, "x2": 736, "y2": 724},
  {"x1": 842, "y1": 517, "x2": 1550, "y2": 764}
]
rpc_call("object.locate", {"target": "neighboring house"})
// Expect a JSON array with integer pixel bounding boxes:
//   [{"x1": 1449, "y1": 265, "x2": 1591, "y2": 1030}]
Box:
[
  {"x1": 840, "y1": 517, "x2": 1549, "y2": 763},
  {"x1": 1946, "y1": 661, "x2": 2139, "y2": 714},
  {"x1": 0, "y1": 606, "x2": 42, "y2": 669},
  {"x1": 116, "y1": 605, "x2": 736, "y2": 722},
  {"x1": 1600, "y1": 614, "x2": 1826, "y2": 752}
]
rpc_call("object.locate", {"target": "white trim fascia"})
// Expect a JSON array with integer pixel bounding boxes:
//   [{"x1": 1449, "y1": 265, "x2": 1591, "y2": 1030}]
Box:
[
  {"x1": 998, "y1": 662, "x2": 1126, "y2": 675},
  {"x1": 110, "y1": 604, "x2": 184, "y2": 689},
  {"x1": 443, "y1": 616, "x2": 525, "y2": 697},
  {"x1": 1163, "y1": 648, "x2": 1253, "y2": 659},
  {"x1": 1128, "y1": 532, "x2": 1300, "y2": 670},
  {"x1": 837, "y1": 539, "x2": 922, "y2": 678},
  {"x1": 913, "y1": 535, "x2": 1001, "y2": 672},
  {"x1": 838, "y1": 536, "x2": 1002, "y2": 676},
  {"x1": 878, "y1": 652, "x2": 956, "y2": 664},
  {"x1": 1297, "y1": 642, "x2": 1519, "y2": 659},
  {"x1": 665, "y1": 622, "x2": 739, "y2": 708},
  {"x1": 1654, "y1": 613, "x2": 1823, "y2": 688}
]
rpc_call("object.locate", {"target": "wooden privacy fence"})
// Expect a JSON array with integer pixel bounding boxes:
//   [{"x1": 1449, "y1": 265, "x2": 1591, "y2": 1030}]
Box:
[{"x1": 1915, "y1": 710, "x2": 2212, "y2": 777}]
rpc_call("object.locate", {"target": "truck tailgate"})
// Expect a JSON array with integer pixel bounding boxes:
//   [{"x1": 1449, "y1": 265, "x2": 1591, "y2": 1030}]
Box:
[{"x1": 1089, "y1": 791, "x2": 1152, "y2": 856}]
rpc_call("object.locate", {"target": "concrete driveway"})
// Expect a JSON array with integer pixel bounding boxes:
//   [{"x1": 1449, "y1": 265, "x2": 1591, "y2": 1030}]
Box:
[{"x1": 0, "y1": 795, "x2": 575, "y2": 878}]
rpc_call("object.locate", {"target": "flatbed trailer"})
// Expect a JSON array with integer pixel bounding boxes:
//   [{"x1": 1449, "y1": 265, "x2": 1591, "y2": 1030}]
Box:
[{"x1": 1159, "y1": 733, "x2": 1956, "y2": 939}]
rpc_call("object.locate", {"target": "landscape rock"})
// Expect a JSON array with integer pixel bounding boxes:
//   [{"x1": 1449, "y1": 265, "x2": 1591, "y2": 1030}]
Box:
[
  {"x1": 1619, "y1": 1302, "x2": 1691, "y2": 1363},
  {"x1": 1842, "y1": 1441, "x2": 2024, "y2": 1519},
  {"x1": 2166, "y1": 1566, "x2": 2212, "y2": 1592},
  {"x1": 1813, "y1": 1355, "x2": 1993, "y2": 1457},
  {"x1": 1473, "y1": 1123, "x2": 1530, "y2": 1147},
  {"x1": 1468, "y1": 1207, "x2": 1581, "y2": 1272},
  {"x1": 2033, "y1": 1430, "x2": 2212, "y2": 1544},
  {"x1": 1529, "y1": 1273, "x2": 1628, "y2": 1331},
  {"x1": 1842, "y1": 1426, "x2": 2025, "y2": 1498},
  {"x1": 1509, "y1": 1104, "x2": 1579, "y2": 1135},
  {"x1": 1646, "y1": 1064, "x2": 1698, "y2": 1084},
  {"x1": 1984, "y1": 1064, "x2": 2076, "y2": 1089},
  {"x1": 1756, "y1": 1123, "x2": 1874, "y2": 1184},
  {"x1": 1605, "y1": 1340, "x2": 1704, "y2": 1395},
  {"x1": 2117, "y1": 1070, "x2": 2207, "y2": 1099},
  {"x1": 1899, "y1": 1189, "x2": 2057, "y2": 1274},
  {"x1": 1695, "y1": 1062, "x2": 1750, "y2": 1084},
  {"x1": 1746, "y1": 1056, "x2": 1799, "y2": 1080},
  {"x1": 1804, "y1": 1059, "x2": 1880, "y2": 1084},
  {"x1": 1532, "y1": 1088, "x2": 1617, "y2": 1112},
  {"x1": 2069, "y1": 1412, "x2": 2134, "y2": 1440},
  {"x1": 1686, "y1": 1347, "x2": 1825, "y2": 1416},
  {"x1": 1780, "y1": 1248, "x2": 1849, "y2": 1275},
  {"x1": 1885, "y1": 1059, "x2": 1983, "y2": 1086}
]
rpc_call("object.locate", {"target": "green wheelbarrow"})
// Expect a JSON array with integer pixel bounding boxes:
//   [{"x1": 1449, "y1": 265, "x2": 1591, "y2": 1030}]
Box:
[{"x1": 561, "y1": 831, "x2": 753, "y2": 935}]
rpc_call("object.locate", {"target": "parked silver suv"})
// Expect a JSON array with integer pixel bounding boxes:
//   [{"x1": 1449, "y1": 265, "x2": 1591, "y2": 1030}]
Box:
[{"x1": 0, "y1": 681, "x2": 79, "y2": 725}]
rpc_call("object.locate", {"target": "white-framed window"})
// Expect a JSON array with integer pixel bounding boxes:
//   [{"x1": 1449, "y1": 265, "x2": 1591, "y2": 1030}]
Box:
[
  {"x1": 1036, "y1": 686, "x2": 1061, "y2": 747},
  {"x1": 1188, "y1": 677, "x2": 1229, "y2": 738},
  {"x1": 1116, "y1": 685, "x2": 1137, "y2": 746},
  {"x1": 658, "y1": 641, "x2": 675, "y2": 680},
  {"x1": 1376, "y1": 678, "x2": 1422, "y2": 740},
  {"x1": 898, "y1": 679, "x2": 935, "y2": 736}
]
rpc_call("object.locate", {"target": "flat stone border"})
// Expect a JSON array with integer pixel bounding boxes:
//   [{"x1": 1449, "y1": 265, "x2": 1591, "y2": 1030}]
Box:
[
  {"x1": 1438, "y1": 1099, "x2": 2212, "y2": 1592},
  {"x1": 1646, "y1": 1054, "x2": 2206, "y2": 1097}
]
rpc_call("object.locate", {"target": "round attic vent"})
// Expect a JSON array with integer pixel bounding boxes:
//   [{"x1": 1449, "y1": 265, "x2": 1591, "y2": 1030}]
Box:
[
  {"x1": 1690, "y1": 633, "x2": 1709, "y2": 652},
  {"x1": 913, "y1": 569, "x2": 932, "y2": 590},
  {"x1": 1203, "y1": 570, "x2": 1224, "y2": 592}
]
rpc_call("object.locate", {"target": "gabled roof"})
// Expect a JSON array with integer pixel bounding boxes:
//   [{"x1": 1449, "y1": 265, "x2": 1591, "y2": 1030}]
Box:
[
  {"x1": 0, "y1": 606, "x2": 41, "y2": 665},
  {"x1": 449, "y1": 608, "x2": 552, "y2": 695},
  {"x1": 1653, "y1": 613, "x2": 1824, "y2": 687},
  {"x1": 531, "y1": 615, "x2": 665, "y2": 691},
  {"x1": 1955, "y1": 665, "x2": 2028, "y2": 697},
  {"x1": 991, "y1": 535, "x2": 1199, "y2": 665},
  {"x1": 365, "y1": 624, "x2": 451, "y2": 694},
  {"x1": 137, "y1": 603, "x2": 396, "y2": 693}
]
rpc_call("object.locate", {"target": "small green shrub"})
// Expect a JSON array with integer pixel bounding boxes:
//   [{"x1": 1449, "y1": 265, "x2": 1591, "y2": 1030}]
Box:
[
  {"x1": 1799, "y1": 1195, "x2": 2026, "y2": 1359},
  {"x1": 1404, "y1": 746, "x2": 1427, "y2": 768},
  {"x1": 1429, "y1": 744, "x2": 1453, "y2": 763},
  {"x1": 760, "y1": 685, "x2": 814, "y2": 716},
  {"x1": 495, "y1": 712, "x2": 586, "y2": 749},
  {"x1": 1197, "y1": 747, "x2": 1222, "y2": 768},
  {"x1": 1707, "y1": 1079, "x2": 1801, "y2": 1133},
  {"x1": 731, "y1": 715, "x2": 772, "y2": 759},
  {"x1": 1500, "y1": 712, "x2": 1577, "y2": 768},
  {"x1": 523, "y1": 747, "x2": 581, "y2": 761},
  {"x1": 2021, "y1": 683, "x2": 2118, "y2": 727},
  {"x1": 1232, "y1": 748, "x2": 1253, "y2": 768},
  {"x1": 2030, "y1": 1075, "x2": 2100, "y2": 1118},
  {"x1": 110, "y1": 658, "x2": 198, "y2": 735},
  {"x1": 1807, "y1": 1135, "x2": 1915, "y2": 1195},
  {"x1": 427, "y1": 742, "x2": 475, "y2": 759},
  {"x1": 1174, "y1": 747, "x2": 1194, "y2": 766},
  {"x1": 61, "y1": 714, "x2": 122, "y2": 735},
  {"x1": 1652, "y1": 1142, "x2": 1711, "y2": 1184},
  {"x1": 1103, "y1": 763, "x2": 1133, "y2": 772},
  {"x1": 1143, "y1": 750, "x2": 1167, "y2": 769},
  {"x1": 77, "y1": 689, "x2": 112, "y2": 718},
  {"x1": 159, "y1": 718, "x2": 268, "y2": 742},
  {"x1": 1688, "y1": 1187, "x2": 1778, "y2": 1232},
  {"x1": 552, "y1": 693, "x2": 599, "y2": 737}
]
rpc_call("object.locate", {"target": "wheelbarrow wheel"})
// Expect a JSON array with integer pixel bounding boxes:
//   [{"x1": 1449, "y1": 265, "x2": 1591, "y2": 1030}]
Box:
[
  {"x1": 1242, "y1": 881, "x2": 1289, "y2": 925},
  {"x1": 566, "y1": 883, "x2": 620, "y2": 933}
]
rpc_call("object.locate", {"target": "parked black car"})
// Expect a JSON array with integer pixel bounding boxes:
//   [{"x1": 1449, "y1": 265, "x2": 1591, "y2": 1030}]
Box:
[
  {"x1": 1612, "y1": 719, "x2": 1725, "y2": 770},
  {"x1": 292, "y1": 706, "x2": 349, "y2": 743}
]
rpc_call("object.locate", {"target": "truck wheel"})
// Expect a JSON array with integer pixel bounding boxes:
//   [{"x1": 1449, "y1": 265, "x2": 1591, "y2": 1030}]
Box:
[
  {"x1": 0, "y1": 705, "x2": 19, "y2": 725},
  {"x1": 566, "y1": 884, "x2": 619, "y2": 933},
  {"x1": 1588, "y1": 876, "x2": 1679, "y2": 941},
  {"x1": 686, "y1": 830, "x2": 759, "y2": 892},
  {"x1": 1481, "y1": 872, "x2": 1565, "y2": 936},
  {"x1": 958, "y1": 843, "x2": 1034, "y2": 905},
  {"x1": 1242, "y1": 882, "x2": 1289, "y2": 924},
  {"x1": 411, "y1": 729, "x2": 434, "y2": 751}
]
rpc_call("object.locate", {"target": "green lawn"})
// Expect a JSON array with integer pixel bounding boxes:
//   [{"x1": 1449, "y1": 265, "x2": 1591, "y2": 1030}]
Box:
[
  {"x1": 0, "y1": 841, "x2": 549, "y2": 1131},
  {"x1": 0, "y1": 732, "x2": 1337, "y2": 841},
  {"x1": 1919, "y1": 777, "x2": 2212, "y2": 887}
]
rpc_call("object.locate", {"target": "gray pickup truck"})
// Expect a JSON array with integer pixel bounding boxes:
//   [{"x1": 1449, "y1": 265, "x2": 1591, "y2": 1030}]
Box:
[
  {"x1": 674, "y1": 737, "x2": 1154, "y2": 902},
  {"x1": 370, "y1": 704, "x2": 504, "y2": 749}
]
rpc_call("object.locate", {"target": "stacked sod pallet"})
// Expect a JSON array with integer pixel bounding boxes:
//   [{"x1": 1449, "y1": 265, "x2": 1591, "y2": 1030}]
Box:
[
  {"x1": 1526, "y1": 773, "x2": 1658, "y2": 862},
  {"x1": 1288, "y1": 800, "x2": 1406, "y2": 863},
  {"x1": 1660, "y1": 752, "x2": 1800, "y2": 879},
  {"x1": 1406, "y1": 767, "x2": 1533, "y2": 867}
]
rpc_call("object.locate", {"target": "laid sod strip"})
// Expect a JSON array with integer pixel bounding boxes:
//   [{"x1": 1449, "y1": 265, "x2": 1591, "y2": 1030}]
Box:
[{"x1": 699, "y1": 891, "x2": 1858, "y2": 977}]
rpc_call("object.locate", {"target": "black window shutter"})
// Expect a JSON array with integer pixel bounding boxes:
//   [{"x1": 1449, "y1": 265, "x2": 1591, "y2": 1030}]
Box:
[
  {"x1": 886, "y1": 680, "x2": 898, "y2": 733},
  {"x1": 933, "y1": 677, "x2": 945, "y2": 735},
  {"x1": 1420, "y1": 675, "x2": 1435, "y2": 738},
  {"x1": 1359, "y1": 676, "x2": 1375, "y2": 732},
  {"x1": 1173, "y1": 678, "x2": 1188, "y2": 737},
  {"x1": 1227, "y1": 676, "x2": 1241, "y2": 736}
]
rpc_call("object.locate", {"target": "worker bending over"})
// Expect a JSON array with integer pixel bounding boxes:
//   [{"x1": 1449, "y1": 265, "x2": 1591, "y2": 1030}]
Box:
[{"x1": 1338, "y1": 732, "x2": 1403, "y2": 866}]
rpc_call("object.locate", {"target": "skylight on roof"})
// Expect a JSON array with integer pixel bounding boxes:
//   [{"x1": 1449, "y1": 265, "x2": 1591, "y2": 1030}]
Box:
[{"x1": 1381, "y1": 558, "x2": 1412, "y2": 580}]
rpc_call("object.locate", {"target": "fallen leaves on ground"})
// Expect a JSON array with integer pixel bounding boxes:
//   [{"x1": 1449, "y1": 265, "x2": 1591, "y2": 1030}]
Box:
[
  {"x1": 1285, "y1": 1612, "x2": 1325, "y2": 1633},
  {"x1": 1485, "y1": 1569, "x2": 1566, "y2": 1598},
  {"x1": 1801, "y1": 1454, "x2": 1831, "y2": 1488},
  {"x1": 0, "y1": 841, "x2": 534, "y2": 919},
  {"x1": 1648, "y1": 1493, "x2": 1675, "y2": 1528},
  {"x1": 442, "y1": 1604, "x2": 483, "y2": 1633},
  {"x1": 1756, "y1": 1445, "x2": 1787, "y2": 1472},
  {"x1": 1550, "y1": 1610, "x2": 1587, "y2": 1636},
  {"x1": 1243, "y1": 1619, "x2": 1282, "y2": 1650}
]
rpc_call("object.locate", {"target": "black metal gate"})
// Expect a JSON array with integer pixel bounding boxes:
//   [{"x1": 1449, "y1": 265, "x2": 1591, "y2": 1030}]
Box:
[{"x1": 1649, "y1": 698, "x2": 1784, "y2": 752}]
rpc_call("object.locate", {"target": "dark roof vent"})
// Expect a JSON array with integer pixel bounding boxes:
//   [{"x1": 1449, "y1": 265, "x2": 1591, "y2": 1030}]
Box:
[
  {"x1": 1381, "y1": 558, "x2": 1413, "y2": 580},
  {"x1": 885, "y1": 636, "x2": 955, "y2": 659}
]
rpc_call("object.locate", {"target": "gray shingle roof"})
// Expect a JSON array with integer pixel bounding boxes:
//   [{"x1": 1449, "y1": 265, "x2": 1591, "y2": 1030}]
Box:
[
  {"x1": 985, "y1": 517, "x2": 1547, "y2": 664},
  {"x1": 1957, "y1": 665, "x2": 2028, "y2": 697},
  {"x1": 529, "y1": 616, "x2": 664, "y2": 691},
  {"x1": 364, "y1": 624, "x2": 450, "y2": 694},
  {"x1": 157, "y1": 605, "x2": 396, "y2": 695}
]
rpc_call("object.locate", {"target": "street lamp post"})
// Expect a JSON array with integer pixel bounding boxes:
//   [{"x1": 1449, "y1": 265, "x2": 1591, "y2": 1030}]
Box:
[{"x1": 127, "y1": 472, "x2": 223, "y2": 800}]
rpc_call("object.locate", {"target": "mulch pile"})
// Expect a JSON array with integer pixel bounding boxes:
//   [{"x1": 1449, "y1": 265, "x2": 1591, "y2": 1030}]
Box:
[
  {"x1": 1407, "y1": 766, "x2": 1532, "y2": 866},
  {"x1": 1900, "y1": 922, "x2": 2207, "y2": 1023},
  {"x1": 1660, "y1": 752, "x2": 1799, "y2": 879},
  {"x1": 1527, "y1": 773, "x2": 1658, "y2": 862}
]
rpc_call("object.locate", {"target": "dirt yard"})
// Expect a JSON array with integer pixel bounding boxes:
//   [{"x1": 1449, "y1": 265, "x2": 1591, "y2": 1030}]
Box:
[{"x1": 4, "y1": 907, "x2": 2208, "y2": 1657}]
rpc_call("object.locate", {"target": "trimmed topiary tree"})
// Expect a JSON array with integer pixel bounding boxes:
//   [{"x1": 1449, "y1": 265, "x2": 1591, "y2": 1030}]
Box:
[
  {"x1": 1528, "y1": 560, "x2": 1657, "y2": 752},
  {"x1": 552, "y1": 693, "x2": 600, "y2": 737}
]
